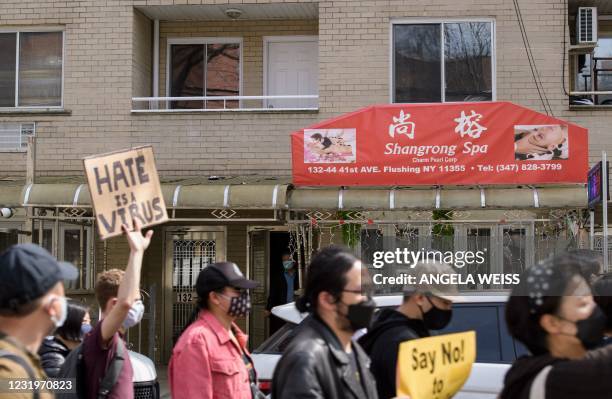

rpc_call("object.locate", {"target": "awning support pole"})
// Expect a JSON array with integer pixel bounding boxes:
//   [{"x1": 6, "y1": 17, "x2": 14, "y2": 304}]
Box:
[
  {"x1": 590, "y1": 210, "x2": 595, "y2": 250},
  {"x1": 24, "y1": 136, "x2": 36, "y2": 243},
  {"x1": 603, "y1": 151, "x2": 609, "y2": 272}
]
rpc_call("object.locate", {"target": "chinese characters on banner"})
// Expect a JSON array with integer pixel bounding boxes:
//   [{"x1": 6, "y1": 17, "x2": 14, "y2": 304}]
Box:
[{"x1": 292, "y1": 102, "x2": 588, "y2": 186}]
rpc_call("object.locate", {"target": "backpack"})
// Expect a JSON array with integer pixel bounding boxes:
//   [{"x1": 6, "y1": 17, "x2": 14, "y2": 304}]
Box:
[
  {"x1": 0, "y1": 349, "x2": 40, "y2": 399},
  {"x1": 56, "y1": 338, "x2": 126, "y2": 399}
]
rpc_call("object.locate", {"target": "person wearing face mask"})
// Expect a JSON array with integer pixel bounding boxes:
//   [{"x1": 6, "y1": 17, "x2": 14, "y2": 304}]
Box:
[
  {"x1": 81, "y1": 219, "x2": 153, "y2": 399},
  {"x1": 501, "y1": 253, "x2": 612, "y2": 399},
  {"x1": 39, "y1": 300, "x2": 91, "y2": 377},
  {"x1": 0, "y1": 243, "x2": 78, "y2": 399},
  {"x1": 265, "y1": 250, "x2": 300, "y2": 335},
  {"x1": 592, "y1": 272, "x2": 612, "y2": 345},
  {"x1": 358, "y1": 261, "x2": 457, "y2": 399},
  {"x1": 169, "y1": 262, "x2": 260, "y2": 399},
  {"x1": 271, "y1": 245, "x2": 378, "y2": 399}
]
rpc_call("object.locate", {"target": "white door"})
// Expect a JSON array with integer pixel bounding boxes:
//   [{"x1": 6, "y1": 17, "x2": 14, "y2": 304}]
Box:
[{"x1": 265, "y1": 37, "x2": 318, "y2": 109}]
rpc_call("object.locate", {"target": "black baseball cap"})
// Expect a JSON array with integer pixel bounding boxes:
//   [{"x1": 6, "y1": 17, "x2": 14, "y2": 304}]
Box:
[
  {"x1": 0, "y1": 244, "x2": 78, "y2": 311},
  {"x1": 200, "y1": 262, "x2": 258, "y2": 291}
]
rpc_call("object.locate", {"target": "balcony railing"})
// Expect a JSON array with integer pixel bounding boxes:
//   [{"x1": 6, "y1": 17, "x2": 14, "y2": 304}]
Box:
[{"x1": 131, "y1": 95, "x2": 319, "y2": 113}]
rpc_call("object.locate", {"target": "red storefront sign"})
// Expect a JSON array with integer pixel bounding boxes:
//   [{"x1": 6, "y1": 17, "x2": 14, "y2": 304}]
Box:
[{"x1": 291, "y1": 102, "x2": 588, "y2": 186}]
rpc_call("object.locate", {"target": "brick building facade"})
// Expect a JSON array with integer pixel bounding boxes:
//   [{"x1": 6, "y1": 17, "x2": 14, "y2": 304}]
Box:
[{"x1": 0, "y1": 0, "x2": 606, "y2": 363}]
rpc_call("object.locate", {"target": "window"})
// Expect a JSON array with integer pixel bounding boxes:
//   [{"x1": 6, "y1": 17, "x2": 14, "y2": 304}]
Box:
[
  {"x1": 0, "y1": 30, "x2": 63, "y2": 108},
  {"x1": 437, "y1": 304, "x2": 503, "y2": 362},
  {"x1": 0, "y1": 230, "x2": 19, "y2": 253},
  {"x1": 61, "y1": 224, "x2": 93, "y2": 291},
  {"x1": 392, "y1": 21, "x2": 494, "y2": 103},
  {"x1": 33, "y1": 223, "x2": 93, "y2": 290},
  {"x1": 253, "y1": 322, "x2": 298, "y2": 354},
  {"x1": 167, "y1": 38, "x2": 241, "y2": 109},
  {"x1": 32, "y1": 226, "x2": 53, "y2": 252},
  {"x1": 0, "y1": 122, "x2": 35, "y2": 152},
  {"x1": 575, "y1": 37, "x2": 612, "y2": 105}
]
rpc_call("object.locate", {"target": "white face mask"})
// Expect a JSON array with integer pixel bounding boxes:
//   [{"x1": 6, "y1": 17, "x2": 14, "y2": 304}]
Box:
[
  {"x1": 48, "y1": 295, "x2": 68, "y2": 328},
  {"x1": 122, "y1": 300, "x2": 145, "y2": 329}
]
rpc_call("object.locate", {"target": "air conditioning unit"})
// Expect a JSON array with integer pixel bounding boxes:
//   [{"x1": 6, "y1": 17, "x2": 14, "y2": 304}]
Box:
[{"x1": 577, "y1": 7, "x2": 598, "y2": 44}]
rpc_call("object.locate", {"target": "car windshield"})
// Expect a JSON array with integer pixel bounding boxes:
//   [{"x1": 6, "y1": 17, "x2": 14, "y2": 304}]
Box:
[{"x1": 253, "y1": 322, "x2": 298, "y2": 354}]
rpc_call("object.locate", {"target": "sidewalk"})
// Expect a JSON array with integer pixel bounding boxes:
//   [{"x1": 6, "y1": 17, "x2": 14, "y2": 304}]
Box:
[{"x1": 157, "y1": 364, "x2": 170, "y2": 399}]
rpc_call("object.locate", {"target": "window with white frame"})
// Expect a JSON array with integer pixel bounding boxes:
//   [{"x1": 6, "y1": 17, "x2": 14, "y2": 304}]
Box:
[
  {"x1": 0, "y1": 122, "x2": 35, "y2": 152},
  {"x1": 167, "y1": 38, "x2": 241, "y2": 109},
  {"x1": 0, "y1": 30, "x2": 63, "y2": 108},
  {"x1": 392, "y1": 21, "x2": 494, "y2": 103}
]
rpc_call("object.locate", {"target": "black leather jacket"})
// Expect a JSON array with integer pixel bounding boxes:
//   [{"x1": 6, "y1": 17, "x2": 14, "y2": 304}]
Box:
[
  {"x1": 38, "y1": 336, "x2": 70, "y2": 378},
  {"x1": 271, "y1": 315, "x2": 378, "y2": 399}
]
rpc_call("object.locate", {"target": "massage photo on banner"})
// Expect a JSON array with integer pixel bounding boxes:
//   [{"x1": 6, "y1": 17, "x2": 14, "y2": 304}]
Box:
[
  {"x1": 303, "y1": 128, "x2": 357, "y2": 164},
  {"x1": 514, "y1": 124, "x2": 569, "y2": 161}
]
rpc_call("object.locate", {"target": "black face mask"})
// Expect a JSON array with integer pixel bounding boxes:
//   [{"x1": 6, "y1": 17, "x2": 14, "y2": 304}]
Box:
[
  {"x1": 341, "y1": 298, "x2": 376, "y2": 331},
  {"x1": 420, "y1": 296, "x2": 453, "y2": 330},
  {"x1": 560, "y1": 305, "x2": 607, "y2": 349},
  {"x1": 221, "y1": 291, "x2": 251, "y2": 318}
]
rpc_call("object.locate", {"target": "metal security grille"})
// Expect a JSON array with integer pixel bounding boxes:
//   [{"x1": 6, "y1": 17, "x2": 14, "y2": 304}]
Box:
[
  {"x1": 133, "y1": 381, "x2": 159, "y2": 399},
  {"x1": 288, "y1": 209, "x2": 587, "y2": 293},
  {"x1": 172, "y1": 239, "x2": 216, "y2": 342}
]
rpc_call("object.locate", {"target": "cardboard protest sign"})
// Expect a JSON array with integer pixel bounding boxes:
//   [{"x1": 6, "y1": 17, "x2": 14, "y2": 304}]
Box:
[
  {"x1": 397, "y1": 331, "x2": 476, "y2": 399},
  {"x1": 84, "y1": 146, "x2": 168, "y2": 239}
]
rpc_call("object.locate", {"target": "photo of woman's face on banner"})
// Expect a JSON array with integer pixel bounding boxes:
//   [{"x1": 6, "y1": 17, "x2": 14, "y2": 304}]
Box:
[
  {"x1": 514, "y1": 125, "x2": 569, "y2": 161},
  {"x1": 304, "y1": 128, "x2": 357, "y2": 163}
]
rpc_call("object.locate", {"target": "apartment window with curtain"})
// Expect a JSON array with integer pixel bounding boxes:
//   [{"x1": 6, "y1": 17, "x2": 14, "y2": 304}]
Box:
[
  {"x1": 392, "y1": 21, "x2": 494, "y2": 103},
  {"x1": 167, "y1": 38, "x2": 241, "y2": 109},
  {"x1": 0, "y1": 30, "x2": 63, "y2": 108}
]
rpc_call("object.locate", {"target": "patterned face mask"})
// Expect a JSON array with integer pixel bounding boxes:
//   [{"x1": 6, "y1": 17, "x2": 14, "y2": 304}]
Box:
[{"x1": 220, "y1": 291, "x2": 251, "y2": 317}]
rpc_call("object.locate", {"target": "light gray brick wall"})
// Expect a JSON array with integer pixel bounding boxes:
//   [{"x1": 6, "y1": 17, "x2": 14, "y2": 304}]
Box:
[{"x1": 0, "y1": 0, "x2": 609, "y2": 177}]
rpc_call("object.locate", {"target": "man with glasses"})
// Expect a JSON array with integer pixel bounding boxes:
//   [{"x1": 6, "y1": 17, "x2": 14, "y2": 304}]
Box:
[
  {"x1": 272, "y1": 246, "x2": 378, "y2": 399},
  {"x1": 358, "y1": 261, "x2": 459, "y2": 399}
]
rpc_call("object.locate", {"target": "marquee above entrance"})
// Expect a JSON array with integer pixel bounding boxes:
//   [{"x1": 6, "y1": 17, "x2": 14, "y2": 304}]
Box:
[{"x1": 291, "y1": 102, "x2": 588, "y2": 186}]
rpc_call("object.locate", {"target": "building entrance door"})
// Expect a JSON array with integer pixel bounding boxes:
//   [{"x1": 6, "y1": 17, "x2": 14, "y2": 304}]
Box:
[{"x1": 163, "y1": 227, "x2": 225, "y2": 362}]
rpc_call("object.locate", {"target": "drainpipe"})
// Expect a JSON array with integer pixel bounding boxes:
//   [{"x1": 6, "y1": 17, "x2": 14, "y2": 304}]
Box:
[{"x1": 152, "y1": 19, "x2": 159, "y2": 109}]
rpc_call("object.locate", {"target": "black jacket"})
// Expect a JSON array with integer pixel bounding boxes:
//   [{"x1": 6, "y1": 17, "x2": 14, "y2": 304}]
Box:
[
  {"x1": 358, "y1": 309, "x2": 429, "y2": 399},
  {"x1": 38, "y1": 336, "x2": 70, "y2": 378},
  {"x1": 500, "y1": 344, "x2": 612, "y2": 399},
  {"x1": 271, "y1": 315, "x2": 378, "y2": 399},
  {"x1": 266, "y1": 270, "x2": 300, "y2": 311}
]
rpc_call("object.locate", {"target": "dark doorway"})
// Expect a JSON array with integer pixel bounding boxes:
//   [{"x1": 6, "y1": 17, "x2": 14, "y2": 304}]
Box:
[{"x1": 267, "y1": 232, "x2": 298, "y2": 336}]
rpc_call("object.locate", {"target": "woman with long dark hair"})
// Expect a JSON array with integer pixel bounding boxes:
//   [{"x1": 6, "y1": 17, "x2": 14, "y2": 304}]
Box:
[
  {"x1": 38, "y1": 299, "x2": 91, "y2": 377},
  {"x1": 168, "y1": 262, "x2": 261, "y2": 399},
  {"x1": 501, "y1": 253, "x2": 612, "y2": 399}
]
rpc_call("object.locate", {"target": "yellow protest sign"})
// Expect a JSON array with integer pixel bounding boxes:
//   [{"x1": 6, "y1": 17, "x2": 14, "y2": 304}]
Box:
[
  {"x1": 84, "y1": 146, "x2": 168, "y2": 239},
  {"x1": 397, "y1": 331, "x2": 476, "y2": 399}
]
